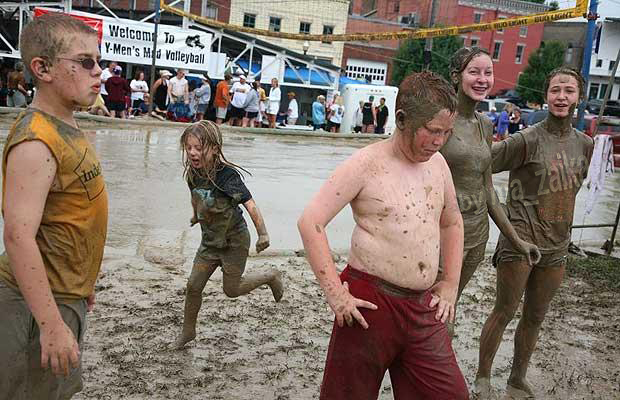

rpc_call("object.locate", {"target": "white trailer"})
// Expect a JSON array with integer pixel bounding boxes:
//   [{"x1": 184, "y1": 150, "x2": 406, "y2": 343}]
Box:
[{"x1": 340, "y1": 84, "x2": 399, "y2": 135}]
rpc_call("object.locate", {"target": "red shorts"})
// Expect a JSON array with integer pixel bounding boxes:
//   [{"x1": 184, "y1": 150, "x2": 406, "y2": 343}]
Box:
[{"x1": 320, "y1": 266, "x2": 469, "y2": 400}]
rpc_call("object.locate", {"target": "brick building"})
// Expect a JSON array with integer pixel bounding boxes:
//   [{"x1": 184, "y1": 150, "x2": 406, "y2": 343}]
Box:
[{"x1": 343, "y1": 0, "x2": 550, "y2": 93}]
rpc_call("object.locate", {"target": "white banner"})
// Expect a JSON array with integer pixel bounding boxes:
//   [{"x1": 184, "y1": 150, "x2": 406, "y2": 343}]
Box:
[{"x1": 35, "y1": 8, "x2": 212, "y2": 71}]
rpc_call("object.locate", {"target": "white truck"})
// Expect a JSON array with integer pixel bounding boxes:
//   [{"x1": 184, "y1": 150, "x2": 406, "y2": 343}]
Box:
[{"x1": 339, "y1": 84, "x2": 399, "y2": 135}]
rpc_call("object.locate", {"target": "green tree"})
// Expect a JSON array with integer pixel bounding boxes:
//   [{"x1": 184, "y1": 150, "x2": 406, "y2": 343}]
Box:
[
  {"x1": 517, "y1": 41, "x2": 566, "y2": 105},
  {"x1": 392, "y1": 36, "x2": 463, "y2": 86},
  {"x1": 549, "y1": 1, "x2": 559, "y2": 10}
]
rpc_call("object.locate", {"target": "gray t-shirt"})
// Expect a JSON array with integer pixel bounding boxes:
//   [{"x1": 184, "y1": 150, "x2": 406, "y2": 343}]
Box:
[
  {"x1": 491, "y1": 121, "x2": 593, "y2": 253},
  {"x1": 440, "y1": 112, "x2": 493, "y2": 250}
]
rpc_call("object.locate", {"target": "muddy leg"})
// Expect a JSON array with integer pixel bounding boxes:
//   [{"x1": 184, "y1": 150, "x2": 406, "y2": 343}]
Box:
[
  {"x1": 507, "y1": 264, "x2": 565, "y2": 398},
  {"x1": 222, "y1": 261, "x2": 283, "y2": 302},
  {"x1": 173, "y1": 263, "x2": 218, "y2": 349},
  {"x1": 475, "y1": 260, "x2": 531, "y2": 397},
  {"x1": 447, "y1": 244, "x2": 484, "y2": 337}
]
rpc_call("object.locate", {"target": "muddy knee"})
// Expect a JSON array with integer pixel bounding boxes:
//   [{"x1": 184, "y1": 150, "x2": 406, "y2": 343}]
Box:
[
  {"x1": 493, "y1": 303, "x2": 520, "y2": 326},
  {"x1": 222, "y1": 281, "x2": 242, "y2": 298},
  {"x1": 523, "y1": 308, "x2": 547, "y2": 328}
]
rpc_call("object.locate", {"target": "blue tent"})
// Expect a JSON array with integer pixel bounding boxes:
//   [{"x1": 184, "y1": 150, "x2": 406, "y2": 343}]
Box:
[{"x1": 234, "y1": 60, "x2": 365, "y2": 87}]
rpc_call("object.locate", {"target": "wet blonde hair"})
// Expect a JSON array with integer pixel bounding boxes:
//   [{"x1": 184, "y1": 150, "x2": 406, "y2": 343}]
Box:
[{"x1": 180, "y1": 120, "x2": 250, "y2": 188}]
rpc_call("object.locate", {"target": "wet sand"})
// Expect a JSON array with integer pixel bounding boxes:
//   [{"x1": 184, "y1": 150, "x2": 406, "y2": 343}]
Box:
[{"x1": 72, "y1": 249, "x2": 620, "y2": 400}]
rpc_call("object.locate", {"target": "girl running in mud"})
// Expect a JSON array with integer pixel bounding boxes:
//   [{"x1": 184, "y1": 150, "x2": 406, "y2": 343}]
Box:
[{"x1": 174, "y1": 120, "x2": 284, "y2": 349}]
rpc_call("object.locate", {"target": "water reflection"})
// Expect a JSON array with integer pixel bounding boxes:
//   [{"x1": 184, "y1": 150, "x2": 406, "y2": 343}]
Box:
[{"x1": 0, "y1": 127, "x2": 617, "y2": 255}]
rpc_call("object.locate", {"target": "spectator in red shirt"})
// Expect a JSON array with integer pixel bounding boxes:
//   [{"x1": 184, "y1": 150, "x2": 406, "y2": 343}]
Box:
[{"x1": 104, "y1": 66, "x2": 130, "y2": 119}]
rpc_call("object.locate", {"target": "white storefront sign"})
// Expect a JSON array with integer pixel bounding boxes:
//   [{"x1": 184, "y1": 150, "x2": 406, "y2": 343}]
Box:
[{"x1": 35, "y1": 8, "x2": 212, "y2": 71}]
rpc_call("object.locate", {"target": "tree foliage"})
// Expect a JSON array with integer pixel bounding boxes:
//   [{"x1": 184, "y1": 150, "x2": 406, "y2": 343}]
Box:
[
  {"x1": 549, "y1": 1, "x2": 559, "y2": 10},
  {"x1": 392, "y1": 36, "x2": 463, "y2": 86},
  {"x1": 517, "y1": 41, "x2": 566, "y2": 105}
]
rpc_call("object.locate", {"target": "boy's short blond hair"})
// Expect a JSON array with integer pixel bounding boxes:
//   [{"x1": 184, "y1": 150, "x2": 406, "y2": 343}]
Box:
[{"x1": 20, "y1": 13, "x2": 98, "y2": 85}]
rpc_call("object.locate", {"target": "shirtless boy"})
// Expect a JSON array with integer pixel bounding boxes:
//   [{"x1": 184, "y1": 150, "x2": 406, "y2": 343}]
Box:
[
  {"x1": 298, "y1": 71, "x2": 469, "y2": 400},
  {"x1": 0, "y1": 14, "x2": 108, "y2": 399}
]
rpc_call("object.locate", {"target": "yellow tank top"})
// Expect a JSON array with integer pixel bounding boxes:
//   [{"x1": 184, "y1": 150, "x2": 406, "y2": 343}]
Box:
[{"x1": 0, "y1": 108, "x2": 108, "y2": 301}]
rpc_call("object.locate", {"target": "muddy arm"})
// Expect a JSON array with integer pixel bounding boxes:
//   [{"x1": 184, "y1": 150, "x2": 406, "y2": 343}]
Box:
[
  {"x1": 297, "y1": 152, "x2": 365, "y2": 302},
  {"x1": 243, "y1": 198, "x2": 268, "y2": 236},
  {"x1": 243, "y1": 199, "x2": 270, "y2": 253},
  {"x1": 484, "y1": 166, "x2": 540, "y2": 265}
]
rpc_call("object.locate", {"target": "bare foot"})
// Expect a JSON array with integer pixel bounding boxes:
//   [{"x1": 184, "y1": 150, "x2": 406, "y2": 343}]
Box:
[
  {"x1": 506, "y1": 378, "x2": 535, "y2": 399},
  {"x1": 172, "y1": 329, "x2": 196, "y2": 349},
  {"x1": 473, "y1": 377, "x2": 497, "y2": 400},
  {"x1": 270, "y1": 271, "x2": 284, "y2": 302}
]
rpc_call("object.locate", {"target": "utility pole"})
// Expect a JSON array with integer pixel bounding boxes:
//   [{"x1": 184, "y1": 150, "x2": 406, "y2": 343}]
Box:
[
  {"x1": 576, "y1": 0, "x2": 599, "y2": 131},
  {"x1": 147, "y1": 0, "x2": 161, "y2": 114},
  {"x1": 424, "y1": 0, "x2": 439, "y2": 70}
]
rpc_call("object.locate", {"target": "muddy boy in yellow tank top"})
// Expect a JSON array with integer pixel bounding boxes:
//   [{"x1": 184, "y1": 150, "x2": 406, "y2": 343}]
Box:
[{"x1": 0, "y1": 14, "x2": 108, "y2": 399}]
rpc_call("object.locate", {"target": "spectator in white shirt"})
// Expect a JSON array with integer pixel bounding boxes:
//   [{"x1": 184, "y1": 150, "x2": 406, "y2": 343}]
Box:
[
  {"x1": 100, "y1": 61, "x2": 116, "y2": 106},
  {"x1": 129, "y1": 70, "x2": 148, "y2": 114},
  {"x1": 287, "y1": 92, "x2": 298, "y2": 125},
  {"x1": 229, "y1": 74, "x2": 251, "y2": 126},
  {"x1": 167, "y1": 69, "x2": 189, "y2": 105},
  {"x1": 267, "y1": 78, "x2": 281, "y2": 128},
  {"x1": 194, "y1": 74, "x2": 212, "y2": 121},
  {"x1": 327, "y1": 96, "x2": 345, "y2": 133}
]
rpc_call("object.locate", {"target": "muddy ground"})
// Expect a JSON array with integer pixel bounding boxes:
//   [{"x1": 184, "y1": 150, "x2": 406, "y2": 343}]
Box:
[{"x1": 73, "y1": 247, "x2": 619, "y2": 400}]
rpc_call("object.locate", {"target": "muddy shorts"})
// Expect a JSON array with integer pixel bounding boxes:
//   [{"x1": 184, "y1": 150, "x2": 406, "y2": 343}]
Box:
[
  {"x1": 493, "y1": 234, "x2": 567, "y2": 268},
  {"x1": 320, "y1": 266, "x2": 469, "y2": 400},
  {"x1": 194, "y1": 229, "x2": 250, "y2": 271},
  {"x1": 0, "y1": 280, "x2": 87, "y2": 400}
]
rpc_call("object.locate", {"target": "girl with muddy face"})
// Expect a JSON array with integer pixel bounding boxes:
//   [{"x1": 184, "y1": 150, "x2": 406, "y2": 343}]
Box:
[
  {"x1": 174, "y1": 121, "x2": 283, "y2": 350},
  {"x1": 439, "y1": 47, "x2": 541, "y2": 336},
  {"x1": 475, "y1": 67, "x2": 592, "y2": 399}
]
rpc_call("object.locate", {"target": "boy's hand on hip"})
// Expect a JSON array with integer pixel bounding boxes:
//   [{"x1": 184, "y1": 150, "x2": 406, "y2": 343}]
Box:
[
  {"x1": 327, "y1": 281, "x2": 377, "y2": 330},
  {"x1": 40, "y1": 320, "x2": 80, "y2": 377},
  {"x1": 256, "y1": 234, "x2": 270, "y2": 253},
  {"x1": 430, "y1": 280, "x2": 458, "y2": 323}
]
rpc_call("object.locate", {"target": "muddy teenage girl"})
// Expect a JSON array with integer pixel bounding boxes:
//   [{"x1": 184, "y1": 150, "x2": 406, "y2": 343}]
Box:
[
  {"x1": 440, "y1": 47, "x2": 540, "y2": 328},
  {"x1": 174, "y1": 121, "x2": 284, "y2": 349},
  {"x1": 475, "y1": 68, "x2": 594, "y2": 398}
]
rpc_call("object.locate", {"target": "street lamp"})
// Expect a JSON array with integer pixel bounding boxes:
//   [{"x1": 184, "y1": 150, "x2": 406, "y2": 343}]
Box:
[{"x1": 303, "y1": 40, "x2": 310, "y2": 55}]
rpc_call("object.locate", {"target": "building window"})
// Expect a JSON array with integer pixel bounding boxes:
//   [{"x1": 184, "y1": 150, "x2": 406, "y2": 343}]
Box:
[
  {"x1": 600, "y1": 83, "x2": 609, "y2": 98},
  {"x1": 596, "y1": 59, "x2": 603, "y2": 68},
  {"x1": 470, "y1": 38, "x2": 479, "y2": 47},
  {"x1": 346, "y1": 59, "x2": 388, "y2": 84},
  {"x1": 515, "y1": 45, "x2": 525, "y2": 64},
  {"x1": 201, "y1": 0, "x2": 218, "y2": 19},
  {"x1": 394, "y1": 1, "x2": 399, "y2": 12},
  {"x1": 269, "y1": 17, "x2": 282, "y2": 32},
  {"x1": 243, "y1": 13, "x2": 256, "y2": 28},
  {"x1": 497, "y1": 16, "x2": 506, "y2": 33},
  {"x1": 610, "y1": 61, "x2": 616, "y2": 71},
  {"x1": 323, "y1": 25, "x2": 334, "y2": 35},
  {"x1": 565, "y1": 46, "x2": 574, "y2": 63},
  {"x1": 492, "y1": 41, "x2": 502, "y2": 60},
  {"x1": 519, "y1": 26, "x2": 528, "y2": 37},
  {"x1": 300, "y1": 21, "x2": 311, "y2": 34},
  {"x1": 474, "y1": 12, "x2": 483, "y2": 24},
  {"x1": 589, "y1": 83, "x2": 599, "y2": 100}
]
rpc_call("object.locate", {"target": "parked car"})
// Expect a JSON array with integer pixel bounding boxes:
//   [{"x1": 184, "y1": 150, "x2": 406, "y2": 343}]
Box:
[
  {"x1": 585, "y1": 99, "x2": 620, "y2": 118},
  {"x1": 476, "y1": 99, "x2": 511, "y2": 113},
  {"x1": 582, "y1": 115, "x2": 620, "y2": 167},
  {"x1": 491, "y1": 89, "x2": 527, "y2": 108}
]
